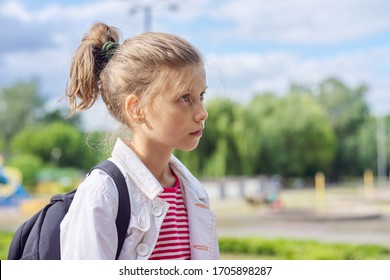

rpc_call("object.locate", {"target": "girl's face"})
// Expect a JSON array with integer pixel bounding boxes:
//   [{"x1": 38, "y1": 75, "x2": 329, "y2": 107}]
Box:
[{"x1": 137, "y1": 65, "x2": 208, "y2": 153}]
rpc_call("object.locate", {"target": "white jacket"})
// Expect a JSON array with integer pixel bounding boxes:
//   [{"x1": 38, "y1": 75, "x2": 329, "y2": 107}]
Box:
[{"x1": 60, "y1": 138, "x2": 219, "y2": 260}]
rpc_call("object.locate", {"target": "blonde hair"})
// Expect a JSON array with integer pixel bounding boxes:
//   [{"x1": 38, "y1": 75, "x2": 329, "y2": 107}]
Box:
[{"x1": 66, "y1": 22, "x2": 204, "y2": 126}]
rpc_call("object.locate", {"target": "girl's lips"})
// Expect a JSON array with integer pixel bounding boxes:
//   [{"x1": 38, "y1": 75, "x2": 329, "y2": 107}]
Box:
[{"x1": 190, "y1": 130, "x2": 203, "y2": 137}]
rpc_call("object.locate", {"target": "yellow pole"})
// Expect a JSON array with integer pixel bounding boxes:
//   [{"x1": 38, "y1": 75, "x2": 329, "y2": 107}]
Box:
[
  {"x1": 315, "y1": 172, "x2": 325, "y2": 215},
  {"x1": 386, "y1": 171, "x2": 390, "y2": 186},
  {"x1": 364, "y1": 169, "x2": 374, "y2": 198},
  {"x1": 388, "y1": 171, "x2": 390, "y2": 187}
]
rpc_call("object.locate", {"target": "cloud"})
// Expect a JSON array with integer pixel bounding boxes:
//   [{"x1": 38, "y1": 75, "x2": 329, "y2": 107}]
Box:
[
  {"x1": 0, "y1": 0, "x2": 130, "y2": 54},
  {"x1": 1, "y1": 0, "x2": 389, "y2": 130},
  {"x1": 0, "y1": 47, "x2": 70, "y2": 98},
  {"x1": 0, "y1": 0, "x2": 124, "y2": 23},
  {"x1": 0, "y1": 14, "x2": 56, "y2": 53},
  {"x1": 205, "y1": 0, "x2": 390, "y2": 44},
  {"x1": 205, "y1": 45, "x2": 390, "y2": 114},
  {"x1": 0, "y1": 0, "x2": 131, "y2": 92}
]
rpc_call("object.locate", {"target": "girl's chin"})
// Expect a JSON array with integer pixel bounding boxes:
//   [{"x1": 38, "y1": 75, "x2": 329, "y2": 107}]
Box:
[{"x1": 177, "y1": 143, "x2": 200, "y2": 152}]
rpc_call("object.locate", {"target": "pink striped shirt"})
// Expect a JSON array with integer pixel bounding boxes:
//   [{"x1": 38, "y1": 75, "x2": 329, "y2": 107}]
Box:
[{"x1": 149, "y1": 174, "x2": 191, "y2": 260}]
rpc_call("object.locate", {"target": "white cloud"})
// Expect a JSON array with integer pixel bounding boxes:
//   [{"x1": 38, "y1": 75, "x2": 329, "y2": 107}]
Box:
[
  {"x1": 206, "y1": 45, "x2": 390, "y2": 114},
  {"x1": 0, "y1": 47, "x2": 70, "y2": 98},
  {"x1": 208, "y1": 0, "x2": 390, "y2": 44},
  {"x1": 0, "y1": 0, "x2": 126, "y2": 23},
  {"x1": 1, "y1": 0, "x2": 389, "y2": 130},
  {"x1": 0, "y1": 1, "x2": 30, "y2": 22}
]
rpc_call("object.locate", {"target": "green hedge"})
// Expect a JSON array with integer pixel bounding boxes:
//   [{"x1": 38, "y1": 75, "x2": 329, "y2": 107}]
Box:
[{"x1": 219, "y1": 236, "x2": 390, "y2": 260}]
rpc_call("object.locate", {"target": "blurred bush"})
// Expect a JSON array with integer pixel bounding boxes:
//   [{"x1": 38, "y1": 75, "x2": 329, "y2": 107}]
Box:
[
  {"x1": 218, "y1": 236, "x2": 390, "y2": 260},
  {"x1": 6, "y1": 153, "x2": 43, "y2": 188}
]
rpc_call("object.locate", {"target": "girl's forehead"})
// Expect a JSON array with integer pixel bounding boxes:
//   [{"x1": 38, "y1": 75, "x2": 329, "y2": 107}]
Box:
[{"x1": 165, "y1": 64, "x2": 206, "y2": 94}]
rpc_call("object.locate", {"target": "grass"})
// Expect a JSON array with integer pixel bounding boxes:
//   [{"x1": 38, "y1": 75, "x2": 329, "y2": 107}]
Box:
[
  {"x1": 0, "y1": 231, "x2": 13, "y2": 260},
  {"x1": 218, "y1": 236, "x2": 390, "y2": 260}
]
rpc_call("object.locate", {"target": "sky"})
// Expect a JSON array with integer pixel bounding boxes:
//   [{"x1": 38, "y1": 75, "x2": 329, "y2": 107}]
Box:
[{"x1": 0, "y1": 0, "x2": 389, "y2": 129}]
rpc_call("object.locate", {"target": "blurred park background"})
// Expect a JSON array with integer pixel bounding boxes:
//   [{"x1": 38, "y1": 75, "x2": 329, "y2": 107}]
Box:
[{"x1": 1, "y1": 0, "x2": 390, "y2": 259}]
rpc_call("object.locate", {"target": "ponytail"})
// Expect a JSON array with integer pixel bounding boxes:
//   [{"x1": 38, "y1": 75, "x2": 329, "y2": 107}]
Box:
[{"x1": 65, "y1": 22, "x2": 120, "y2": 115}]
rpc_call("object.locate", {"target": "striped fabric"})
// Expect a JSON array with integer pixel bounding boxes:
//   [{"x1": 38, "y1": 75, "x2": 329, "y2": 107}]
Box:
[{"x1": 149, "y1": 174, "x2": 191, "y2": 260}]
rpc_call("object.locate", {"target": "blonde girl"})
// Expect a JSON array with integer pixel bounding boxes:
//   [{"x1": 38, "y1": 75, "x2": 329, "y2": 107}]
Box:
[{"x1": 60, "y1": 22, "x2": 219, "y2": 260}]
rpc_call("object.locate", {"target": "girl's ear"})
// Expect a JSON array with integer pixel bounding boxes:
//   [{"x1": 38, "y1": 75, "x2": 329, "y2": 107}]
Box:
[{"x1": 125, "y1": 95, "x2": 145, "y2": 124}]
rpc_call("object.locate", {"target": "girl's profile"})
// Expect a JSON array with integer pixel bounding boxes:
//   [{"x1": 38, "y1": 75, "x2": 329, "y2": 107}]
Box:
[{"x1": 60, "y1": 22, "x2": 219, "y2": 260}]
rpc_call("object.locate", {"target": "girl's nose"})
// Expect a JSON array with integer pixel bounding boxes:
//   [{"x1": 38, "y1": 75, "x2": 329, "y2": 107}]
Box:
[{"x1": 195, "y1": 103, "x2": 208, "y2": 123}]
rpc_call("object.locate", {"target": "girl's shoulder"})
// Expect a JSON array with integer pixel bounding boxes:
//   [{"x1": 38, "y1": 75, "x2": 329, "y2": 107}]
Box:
[{"x1": 75, "y1": 168, "x2": 120, "y2": 208}]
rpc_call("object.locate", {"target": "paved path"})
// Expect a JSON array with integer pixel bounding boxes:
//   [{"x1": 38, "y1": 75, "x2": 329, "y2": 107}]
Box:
[
  {"x1": 211, "y1": 186, "x2": 390, "y2": 246},
  {"x1": 216, "y1": 208, "x2": 390, "y2": 245}
]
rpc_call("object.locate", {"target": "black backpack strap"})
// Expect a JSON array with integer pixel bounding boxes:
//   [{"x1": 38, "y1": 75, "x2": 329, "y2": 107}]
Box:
[{"x1": 90, "y1": 160, "x2": 131, "y2": 260}]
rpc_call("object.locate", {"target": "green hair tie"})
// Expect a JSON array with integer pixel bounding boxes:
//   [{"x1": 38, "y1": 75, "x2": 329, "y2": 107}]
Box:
[{"x1": 101, "y1": 41, "x2": 119, "y2": 59}]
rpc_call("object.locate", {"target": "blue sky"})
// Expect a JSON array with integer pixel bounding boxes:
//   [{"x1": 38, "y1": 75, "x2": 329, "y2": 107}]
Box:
[{"x1": 1, "y1": 0, "x2": 389, "y2": 129}]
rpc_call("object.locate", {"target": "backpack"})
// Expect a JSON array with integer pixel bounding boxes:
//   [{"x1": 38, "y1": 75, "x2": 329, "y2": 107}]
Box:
[{"x1": 7, "y1": 160, "x2": 130, "y2": 260}]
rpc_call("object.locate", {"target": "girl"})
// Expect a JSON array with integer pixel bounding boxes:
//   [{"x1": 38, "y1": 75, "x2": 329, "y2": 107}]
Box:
[{"x1": 60, "y1": 22, "x2": 219, "y2": 260}]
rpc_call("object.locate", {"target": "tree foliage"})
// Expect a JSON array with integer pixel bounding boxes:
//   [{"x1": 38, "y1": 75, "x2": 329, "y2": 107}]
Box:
[
  {"x1": 176, "y1": 89, "x2": 337, "y2": 178},
  {"x1": 315, "y1": 77, "x2": 370, "y2": 179},
  {"x1": 1, "y1": 76, "x2": 385, "y2": 184},
  {"x1": 0, "y1": 80, "x2": 43, "y2": 155},
  {"x1": 10, "y1": 122, "x2": 103, "y2": 170},
  {"x1": 175, "y1": 77, "x2": 375, "y2": 180},
  {"x1": 7, "y1": 153, "x2": 43, "y2": 186},
  {"x1": 252, "y1": 92, "x2": 336, "y2": 177}
]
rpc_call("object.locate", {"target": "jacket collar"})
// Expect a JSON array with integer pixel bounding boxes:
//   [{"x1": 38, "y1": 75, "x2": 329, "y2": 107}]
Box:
[{"x1": 111, "y1": 138, "x2": 163, "y2": 200}]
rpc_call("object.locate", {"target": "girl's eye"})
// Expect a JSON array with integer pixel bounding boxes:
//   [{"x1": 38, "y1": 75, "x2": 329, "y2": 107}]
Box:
[
  {"x1": 179, "y1": 92, "x2": 206, "y2": 105},
  {"x1": 200, "y1": 92, "x2": 205, "y2": 102},
  {"x1": 180, "y1": 94, "x2": 191, "y2": 104}
]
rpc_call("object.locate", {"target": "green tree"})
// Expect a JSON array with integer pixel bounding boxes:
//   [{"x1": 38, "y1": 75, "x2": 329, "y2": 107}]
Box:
[
  {"x1": 0, "y1": 80, "x2": 43, "y2": 157},
  {"x1": 7, "y1": 153, "x2": 43, "y2": 187},
  {"x1": 250, "y1": 92, "x2": 336, "y2": 177},
  {"x1": 247, "y1": 93, "x2": 280, "y2": 175},
  {"x1": 39, "y1": 107, "x2": 82, "y2": 128},
  {"x1": 176, "y1": 77, "x2": 374, "y2": 180},
  {"x1": 355, "y1": 116, "x2": 377, "y2": 173},
  {"x1": 201, "y1": 99, "x2": 241, "y2": 177},
  {"x1": 316, "y1": 77, "x2": 370, "y2": 179},
  {"x1": 231, "y1": 103, "x2": 262, "y2": 175},
  {"x1": 10, "y1": 122, "x2": 103, "y2": 170}
]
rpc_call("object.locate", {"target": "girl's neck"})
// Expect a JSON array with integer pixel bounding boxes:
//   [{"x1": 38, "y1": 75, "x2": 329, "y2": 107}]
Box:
[{"x1": 126, "y1": 138, "x2": 175, "y2": 187}]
